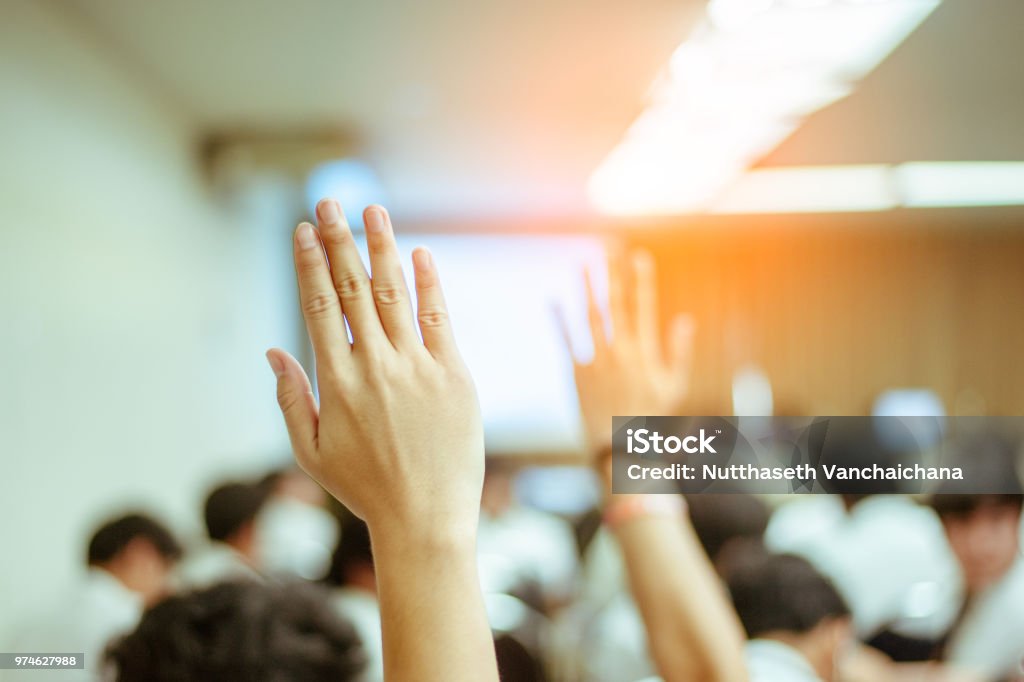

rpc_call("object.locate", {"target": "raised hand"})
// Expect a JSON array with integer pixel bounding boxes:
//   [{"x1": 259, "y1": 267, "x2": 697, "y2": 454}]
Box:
[
  {"x1": 559, "y1": 250, "x2": 695, "y2": 454},
  {"x1": 560, "y1": 250, "x2": 748, "y2": 682},
  {"x1": 266, "y1": 200, "x2": 483, "y2": 538},
  {"x1": 266, "y1": 199, "x2": 496, "y2": 682}
]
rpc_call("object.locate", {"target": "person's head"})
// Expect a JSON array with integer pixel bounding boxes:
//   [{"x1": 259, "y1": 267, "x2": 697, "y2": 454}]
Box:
[
  {"x1": 258, "y1": 468, "x2": 338, "y2": 579},
  {"x1": 727, "y1": 550, "x2": 852, "y2": 682},
  {"x1": 323, "y1": 517, "x2": 375, "y2": 593},
  {"x1": 261, "y1": 466, "x2": 329, "y2": 507},
  {"x1": 932, "y1": 494, "x2": 1023, "y2": 593},
  {"x1": 203, "y1": 481, "x2": 271, "y2": 563},
  {"x1": 685, "y1": 494, "x2": 769, "y2": 570},
  {"x1": 105, "y1": 580, "x2": 366, "y2": 682},
  {"x1": 87, "y1": 513, "x2": 182, "y2": 606}
]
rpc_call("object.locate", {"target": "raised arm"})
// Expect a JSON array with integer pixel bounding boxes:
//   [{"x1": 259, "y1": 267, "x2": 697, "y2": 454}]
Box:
[
  {"x1": 266, "y1": 199, "x2": 498, "y2": 682},
  {"x1": 560, "y1": 251, "x2": 748, "y2": 682}
]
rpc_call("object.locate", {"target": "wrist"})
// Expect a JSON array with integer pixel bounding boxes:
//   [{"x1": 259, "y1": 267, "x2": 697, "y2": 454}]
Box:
[{"x1": 368, "y1": 512, "x2": 478, "y2": 561}]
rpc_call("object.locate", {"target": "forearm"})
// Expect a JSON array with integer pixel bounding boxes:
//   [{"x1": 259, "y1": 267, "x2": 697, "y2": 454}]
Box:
[
  {"x1": 613, "y1": 505, "x2": 748, "y2": 682},
  {"x1": 371, "y1": 524, "x2": 498, "y2": 682}
]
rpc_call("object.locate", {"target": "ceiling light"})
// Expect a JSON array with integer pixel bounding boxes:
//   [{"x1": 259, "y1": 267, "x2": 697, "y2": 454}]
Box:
[{"x1": 589, "y1": 0, "x2": 941, "y2": 216}]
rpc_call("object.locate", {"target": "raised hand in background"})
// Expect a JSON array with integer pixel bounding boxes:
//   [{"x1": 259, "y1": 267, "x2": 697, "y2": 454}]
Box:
[
  {"x1": 560, "y1": 248, "x2": 748, "y2": 682},
  {"x1": 559, "y1": 250, "x2": 695, "y2": 458}
]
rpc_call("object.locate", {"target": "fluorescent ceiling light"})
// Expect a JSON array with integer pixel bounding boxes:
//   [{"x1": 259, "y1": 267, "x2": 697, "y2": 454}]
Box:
[
  {"x1": 896, "y1": 162, "x2": 1024, "y2": 207},
  {"x1": 711, "y1": 165, "x2": 896, "y2": 213},
  {"x1": 708, "y1": 162, "x2": 1024, "y2": 213},
  {"x1": 589, "y1": 0, "x2": 941, "y2": 216}
]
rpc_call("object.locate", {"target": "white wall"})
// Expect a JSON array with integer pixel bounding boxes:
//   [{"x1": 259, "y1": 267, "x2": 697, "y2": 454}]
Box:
[{"x1": 0, "y1": 0, "x2": 301, "y2": 625}]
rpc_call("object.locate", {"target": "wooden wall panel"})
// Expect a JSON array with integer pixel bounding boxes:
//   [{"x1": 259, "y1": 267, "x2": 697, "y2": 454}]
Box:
[{"x1": 628, "y1": 211, "x2": 1024, "y2": 416}]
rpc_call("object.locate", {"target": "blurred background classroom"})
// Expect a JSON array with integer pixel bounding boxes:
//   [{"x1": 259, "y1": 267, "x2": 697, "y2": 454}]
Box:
[{"x1": 2, "y1": 0, "x2": 1023, "y2": 680}]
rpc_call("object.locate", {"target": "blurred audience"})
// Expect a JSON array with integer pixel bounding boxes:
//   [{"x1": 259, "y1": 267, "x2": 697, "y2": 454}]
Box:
[
  {"x1": 257, "y1": 467, "x2": 339, "y2": 580},
  {"x1": 932, "y1": 491, "x2": 1024, "y2": 680},
  {"x1": 477, "y1": 457, "x2": 579, "y2": 613},
  {"x1": 324, "y1": 517, "x2": 383, "y2": 682},
  {"x1": 5, "y1": 514, "x2": 181, "y2": 681},
  {"x1": 174, "y1": 481, "x2": 268, "y2": 589},
  {"x1": 765, "y1": 423, "x2": 962, "y2": 642}
]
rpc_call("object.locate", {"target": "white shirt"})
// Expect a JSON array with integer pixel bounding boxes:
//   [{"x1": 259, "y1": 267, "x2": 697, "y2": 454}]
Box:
[
  {"x1": 765, "y1": 495, "x2": 962, "y2": 638},
  {"x1": 570, "y1": 528, "x2": 655, "y2": 682},
  {"x1": 635, "y1": 640, "x2": 822, "y2": 682},
  {"x1": 331, "y1": 588, "x2": 383, "y2": 682},
  {"x1": 946, "y1": 558, "x2": 1024, "y2": 679},
  {"x1": 745, "y1": 639, "x2": 823, "y2": 682},
  {"x1": 172, "y1": 541, "x2": 260, "y2": 591},
  {"x1": 2, "y1": 569, "x2": 141, "y2": 681},
  {"x1": 477, "y1": 505, "x2": 578, "y2": 602}
]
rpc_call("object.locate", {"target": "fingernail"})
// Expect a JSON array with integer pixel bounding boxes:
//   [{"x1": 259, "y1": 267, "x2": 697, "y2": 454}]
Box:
[
  {"x1": 412, "y1": 247, "x2": 432, "y2": 270},
  {"x1": 296, "y1": 223, "x2": 318, "y2": 250},
  {"x1": 265, "y1": 351, "x2": 285, "y2": 377},
  {"x1": 364, "y1": 206, "x2": 386, "y2": 233},
  {"x1": 318, "y1": 199, "x2": 340, "y2": 224}
]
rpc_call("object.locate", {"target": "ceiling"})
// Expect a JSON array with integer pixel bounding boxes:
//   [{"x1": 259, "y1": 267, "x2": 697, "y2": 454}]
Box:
[
  {"x1": 764, "y1": 0, "x2": 1024, "y2": 167},
  {"x1": 64, "y1": 0, "x2": 1022, "y2": 219}
]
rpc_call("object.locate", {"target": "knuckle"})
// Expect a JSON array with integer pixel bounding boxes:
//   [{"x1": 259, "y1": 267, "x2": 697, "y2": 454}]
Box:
[
  {"x1": 320, "y1": 224, "x2": 353, "y2": 247},
  {"x1": 302, "y1": 291, "x2": 337, "y2": 319},
  {"x1": 373, "y1": 284, "x2": 406, "y2": 307},
  {"x1": 276, "y1": 385, "x2": 300, "y2": 413},
  {"x1": 417, "y1": 307, "x2": 448, "y2": 328},
  {"x1": 296, "y1": 251, "x2": 324, "y2": 275},
  {"x1": 334, "y1": 271, "x2": 369, "y2": 300},
  {"x1": 366, "y1": 238, "x2": 392, "y2": 256}
]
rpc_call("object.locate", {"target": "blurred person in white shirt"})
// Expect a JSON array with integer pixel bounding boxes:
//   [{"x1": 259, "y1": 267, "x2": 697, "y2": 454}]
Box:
[
  {"x1": 727, "y1": 550, "x2": 854, "y2": 682},
  {"x1": 257, "y1": 467, "x2": 339, "y2": 580},
  {"x1": 3, "y1": 513, "x2": 181, "y2": 681},
  {"x1": 476, "y1": 458, "x2": 579, "y2": 613},
  {"x1": 173, "y1": 481, "x2": 267, "y2": 589},
  {"x1": 766, "y1": 493, "x2": 962, "y2": 641},
  {"x1": 764, "y1": 419, "x2": 962, "y2": 642},
  {"x1": 931, "y1": 491, "x2": 1024, "y2": 680},
  {"x1": 325, "y1": 517, "x2": 383, "y2": 682}
]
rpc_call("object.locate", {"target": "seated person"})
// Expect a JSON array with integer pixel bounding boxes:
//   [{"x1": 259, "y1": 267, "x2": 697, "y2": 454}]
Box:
[
  {"x1": 324, "y1": 517, "x2": 383, "y2": 682},
  {"x1": 765, "y1": 424, "x2": 961, "y2": 640},
  {"x1": 933, "y1": 491, "x2": 1024, "y2": 680},
  {"x1": 686, "y1": 493, "x2": 770, "y2": 573},
  {"x1": 477, "y1": 456, "x2": 579, "y2": 612},
  {"x1": 105, "y1": 581, "x2": 365, "y2": 681},
  {"x1": 257, "y1": 467, "x2": 339, "y2": 580},
  {"x1": 6, "y1": 513, "x2": 181, "y2": 681},
  {"x1": 727, "y1": 550, "x2": 853, "y2": 682},
  {"x1": 174, "y1": 480, "x2": 268, "y2": 588}
]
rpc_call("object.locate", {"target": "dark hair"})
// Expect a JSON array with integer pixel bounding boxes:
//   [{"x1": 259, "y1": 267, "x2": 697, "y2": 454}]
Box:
[
  {"x1": 685, "y1": 494, "x2": 769, "y2": 563},
  {"x1": 87, "y1": 513, "x2": 182, "y2": 566},
  {"x1": 106, "y1": 580, "x2": 366, "y2": 682},
  {"x1": 323, "y1": 518, "x2": 373, "y2": 587},
  {"x1": 727, "y1": 550, "x2": 851, "y2": 638},
  {"x1": 204, "y1": 482, "x2": 271, "y2": 542},
  {"x1": 931, "y1": 494, "x2": 1024, "y2": 520}
]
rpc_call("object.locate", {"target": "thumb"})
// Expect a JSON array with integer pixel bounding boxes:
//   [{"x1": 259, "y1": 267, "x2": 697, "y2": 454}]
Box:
[{"x1": 266, "y1": 348, "x2": 319, "y2": 466}]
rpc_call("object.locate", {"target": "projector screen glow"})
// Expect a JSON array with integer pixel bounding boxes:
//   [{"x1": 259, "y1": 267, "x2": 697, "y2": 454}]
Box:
[{"x1": 348, "y1": 234, "x2": 607, "y2": 453}]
